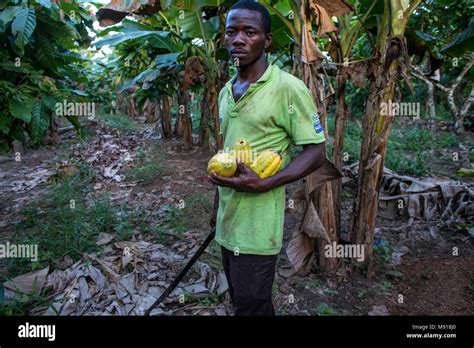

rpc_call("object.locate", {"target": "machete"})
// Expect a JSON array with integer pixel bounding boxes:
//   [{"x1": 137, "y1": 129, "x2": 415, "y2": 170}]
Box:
[{"x1": 144, "y1": 227, "x2": 216, "y2": 316}]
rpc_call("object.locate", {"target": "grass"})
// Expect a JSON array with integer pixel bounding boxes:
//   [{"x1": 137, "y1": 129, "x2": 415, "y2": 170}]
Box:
[
  {"x1": 126, "y1": 158, "x2": 162, "y2": 185},
  {"x1": 382, "y1": 280, "x2": 393, "y2": 290},
  {"x1": 98, "y1": 111, "x2": 137, "y2": 133},
  {"x1": 4, "y1": 166, "x2": 136, "y2": 275},
  {"x1": 313, "y1": 302, "x2": 337, "y2": 315},
  {"x1": 156, "y1": 204, "x2": 188, "y2": 236},
  {"x1": 357, "y1": 288, "x2": 376, "y2": 299},
  {"x1": 0, "y1": 164, "x2": 144, "y2": 315},
  {"x1": 308, "y1": 279, "x2": 322, "y2": 289},
  {"x1": 326, "y1": 114, "x2": 461, "y2": 176},
  {"x1": 125, "y1": 145, "x2": 166, "y2": 185}
]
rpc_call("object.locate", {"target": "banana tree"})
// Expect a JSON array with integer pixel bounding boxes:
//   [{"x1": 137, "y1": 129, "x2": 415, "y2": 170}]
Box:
[
  {"x1": 329, "y1": 0, "x2": 378, "y2": 234},
  {"x1": 160, "y1": 0, "x2": 230, "y2": 151},
  {"x1": 95, "y1": 1, "x2": 228, "y2": 150},
  {"x1": 260, "y1": 0, "x2": 352, "y2": 274},
  {"x1": 94, "y1": 13, "x2": 188, "y2": 139},
  {"x1": 349, "y1": 0, "x2": 422, "y2": 277}
]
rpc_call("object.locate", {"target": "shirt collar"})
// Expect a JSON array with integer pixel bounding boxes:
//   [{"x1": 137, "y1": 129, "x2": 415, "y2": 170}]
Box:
[{"x1": 225, "y1": 63, "x2": 276, "y2": 90}]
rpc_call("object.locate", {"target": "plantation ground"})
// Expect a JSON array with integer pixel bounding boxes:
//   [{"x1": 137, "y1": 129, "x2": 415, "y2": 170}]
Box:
[{"x1": 0, "y1": 114, "x2": 473, "y2": 315}]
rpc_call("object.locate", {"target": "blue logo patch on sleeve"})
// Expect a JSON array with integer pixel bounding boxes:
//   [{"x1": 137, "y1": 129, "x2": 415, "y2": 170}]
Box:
[{"x1": 312, "y1": 113, "x2": 323, "y2": 133}]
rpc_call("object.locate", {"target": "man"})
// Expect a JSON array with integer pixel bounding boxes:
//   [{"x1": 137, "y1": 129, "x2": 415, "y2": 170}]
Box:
[{"x1": 209, "y1": 0, "x2": 326, "y2": 316}]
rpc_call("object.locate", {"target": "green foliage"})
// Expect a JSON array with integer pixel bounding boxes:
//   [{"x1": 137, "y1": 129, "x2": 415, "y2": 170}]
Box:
[
  {"x1": 126, "y1": 158, "x2": 162, "y2": 185},
  {"x1": 382, "y1": 280, "x2": 393, "y2": 290},
  {"x1": 0, "y1": 164, "x2": 136, "y2": 282},
  {"x1": 313, "y1": 302, "x2": 337, "y2": 315},
  {"x1": 0, "y1": 0, "x2": 93, "y2": 148},
  {"x1": 357, "y1": 288, "x2": 376, "y2": 299},
  {"x1": 157, "y1": 204, "x2": 188, "y2": 235},
  {"x1": 11, "y1": 8, "x2": 36, "y2": 53},
  {"x1": 98, "y1": 111, "x2": 137, "y2": 133},
  {"x1": 373, "y1": 239, "x2": 392, "y2": 264}
]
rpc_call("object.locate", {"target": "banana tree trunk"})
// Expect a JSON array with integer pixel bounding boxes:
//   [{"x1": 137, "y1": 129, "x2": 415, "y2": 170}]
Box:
[
  {"x1": 174, "y1": 106, "x2": 184, "y2": 137},
  {"x1": 350, "y1": 58, "x2": 394, "y2": 278},
  {"x1": 209, "y1": 81, "x2": 223, "y2": 151},
  {"x1": 349, "y1": 0, "x2": 421, "y2": 277},
  {"x1": 299, "y1": 51, "x2": 339, "y2": 273},
  {"x1": 332, "y1": 69, "x2": 348, "y2": 236},
  {"x1": 154, "y1": 99, "x2": 163, "y2": 137},
  {"x1": 177, "y1": 89, "x2": 193, "y2": 149},
  {"x1": 198, "y1": 86, "x2": 211, "y2": 150},
  {"x1": 145, "y1": 99, "x2": 159, "y2": 123},
  {"x1": 162, "y1": 95, "x2": 173, "y2": 139}
]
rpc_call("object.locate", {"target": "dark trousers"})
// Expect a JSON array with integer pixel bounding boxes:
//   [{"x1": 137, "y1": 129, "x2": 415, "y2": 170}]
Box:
[{"x1": 221, "y1": 246, "x2": 277, "y2": 316}]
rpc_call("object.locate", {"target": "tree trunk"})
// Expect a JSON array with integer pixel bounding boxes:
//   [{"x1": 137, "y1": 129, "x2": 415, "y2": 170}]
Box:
[
  {"x1": 350, "y1": 43, "x2": 402, "y2": 278},
  {"x1": 162, "y1": 95, "x2": 173, "y2": 139},
  {"x1": 348, "y1": 0, "x2": 423, "y2": 277},
  {"x1": 177, "y1": 89, "x2": 193, "y2": 149},
  {"x1": 198, "y1": 87, "x2": 211, "y2": 150},
  {"x1": 174, "y1": 107, "x2": 184, "y2": 137},
  {"x1": 209, "y1": 81, "x2": 223, "y2": 151},
  {"x1": 217, "y1": 60, "x2": 230, "y2": 95},
  {"x1": 427, "y1": 81, "x2": 436, "y2": 121},
  {"x1": 332, "y1": 69, "x2": 348, "y2": 237},
  {"x1": 299, "y1": 50, "x2": 339, "y2": 273},
  {"x1": 154, "y1": 99, "x2": 163, "y2": 137},
  {"x1": 145, "y1": 99, "x2": 158, "y2": 123}
]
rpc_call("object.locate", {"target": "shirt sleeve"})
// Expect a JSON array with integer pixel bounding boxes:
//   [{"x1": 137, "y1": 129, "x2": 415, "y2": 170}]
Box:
[{"x1": 285, "y1": 81, "x2": 326, "y2": 146}]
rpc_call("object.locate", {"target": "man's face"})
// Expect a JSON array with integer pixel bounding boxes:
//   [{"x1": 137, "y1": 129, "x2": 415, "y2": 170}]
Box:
[{"x1": 225, "y1": 9, "x2": 272, "y2": 67}]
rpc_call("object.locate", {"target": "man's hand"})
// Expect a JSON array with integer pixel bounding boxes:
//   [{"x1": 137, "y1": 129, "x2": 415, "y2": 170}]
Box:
[{"x1": 209, "y1": 159, "x2": 272, "y2": 193}]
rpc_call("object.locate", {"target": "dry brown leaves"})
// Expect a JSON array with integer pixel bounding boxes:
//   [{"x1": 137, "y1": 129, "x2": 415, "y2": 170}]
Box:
[
  {"x1": 308, "y1": 0, "x2": 353, "y2": 36},
  {"x1": 4, "y1": 237, "x2": 228, "y2": 316}
]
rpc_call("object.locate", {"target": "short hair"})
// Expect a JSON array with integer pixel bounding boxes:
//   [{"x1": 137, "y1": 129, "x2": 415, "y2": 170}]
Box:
[{"x1": 229, "y1": 0, "x2": 272, "y2": 35}]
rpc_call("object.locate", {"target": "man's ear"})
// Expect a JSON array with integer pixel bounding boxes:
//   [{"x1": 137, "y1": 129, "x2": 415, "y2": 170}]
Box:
[{"x1": 264, "y1": 33, "x2": 273, "y2": 49}]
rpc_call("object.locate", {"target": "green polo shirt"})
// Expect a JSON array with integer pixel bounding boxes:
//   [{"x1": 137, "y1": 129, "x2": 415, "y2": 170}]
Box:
[{"x1": 215, "y1": 63, "x2": 326, "y2": 255}]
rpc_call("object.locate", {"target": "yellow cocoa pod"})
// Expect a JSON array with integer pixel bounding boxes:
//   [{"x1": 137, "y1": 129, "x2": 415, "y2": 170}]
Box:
[
  {"x1": 231, "y1": 139, "x2": 253, "y2": 166},
  {"x1": 207, "y1": 152, "x2": 237, "y2": 177},
  {"x1": 250, "y1": 149, "x2": 282, "y2": 178}
]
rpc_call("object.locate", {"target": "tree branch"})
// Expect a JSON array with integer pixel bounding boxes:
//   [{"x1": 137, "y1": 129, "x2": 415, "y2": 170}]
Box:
[
  {"x1": 453, "y1": 59, "x2": 473, "y2": 88},
  {"x1": 460, "y1": 83, "x2": 474, "y2": 118},
  {"x1": 411, "y1": 66, "x2": 449, "y2": 92}
]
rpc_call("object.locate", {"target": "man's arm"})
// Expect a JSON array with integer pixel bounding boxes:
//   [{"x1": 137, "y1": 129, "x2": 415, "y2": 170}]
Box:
[
  {"x1": 265, "y1": 142, "x2": 326, "y2": 189},
  {"x1": 209, "y1": 142, "x2": 326, "y2": 193}
]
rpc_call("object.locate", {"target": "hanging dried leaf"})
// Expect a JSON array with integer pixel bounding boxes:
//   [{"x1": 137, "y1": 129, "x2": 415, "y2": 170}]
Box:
[
  {"x1": 306, "y1": 0, "x2": 353, "y2": 36},
  {"x1": 309, "y1": 2, "x2": 337, "y2": 36},
  {"x1": 301, "y1": 23, "x2": 325, "y2": 63},
  {"x1": 301, "y1": 200, "x2": 331, "y2": 243},
  {"x1": 181, "y1": 57, "x2": 206, "y2": 89},
  {"x1": 345, "y1": 61, "x2": 367, "y2": 88},
  {"x1": 306, "y1": 159, "x2": 342, "y2": 197},
  {"x1": 286, "y1": 224, "x2": 315, "y2": 276},
  {"x1": 97, "y1": 0, "x2": 161, "y2": 27},
  {"x1": 286, "y1": 160, "x2": 342, "y2": 274},
  {"x1": 316, "y1": 0, "x2": 353, "y2": 17}
]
